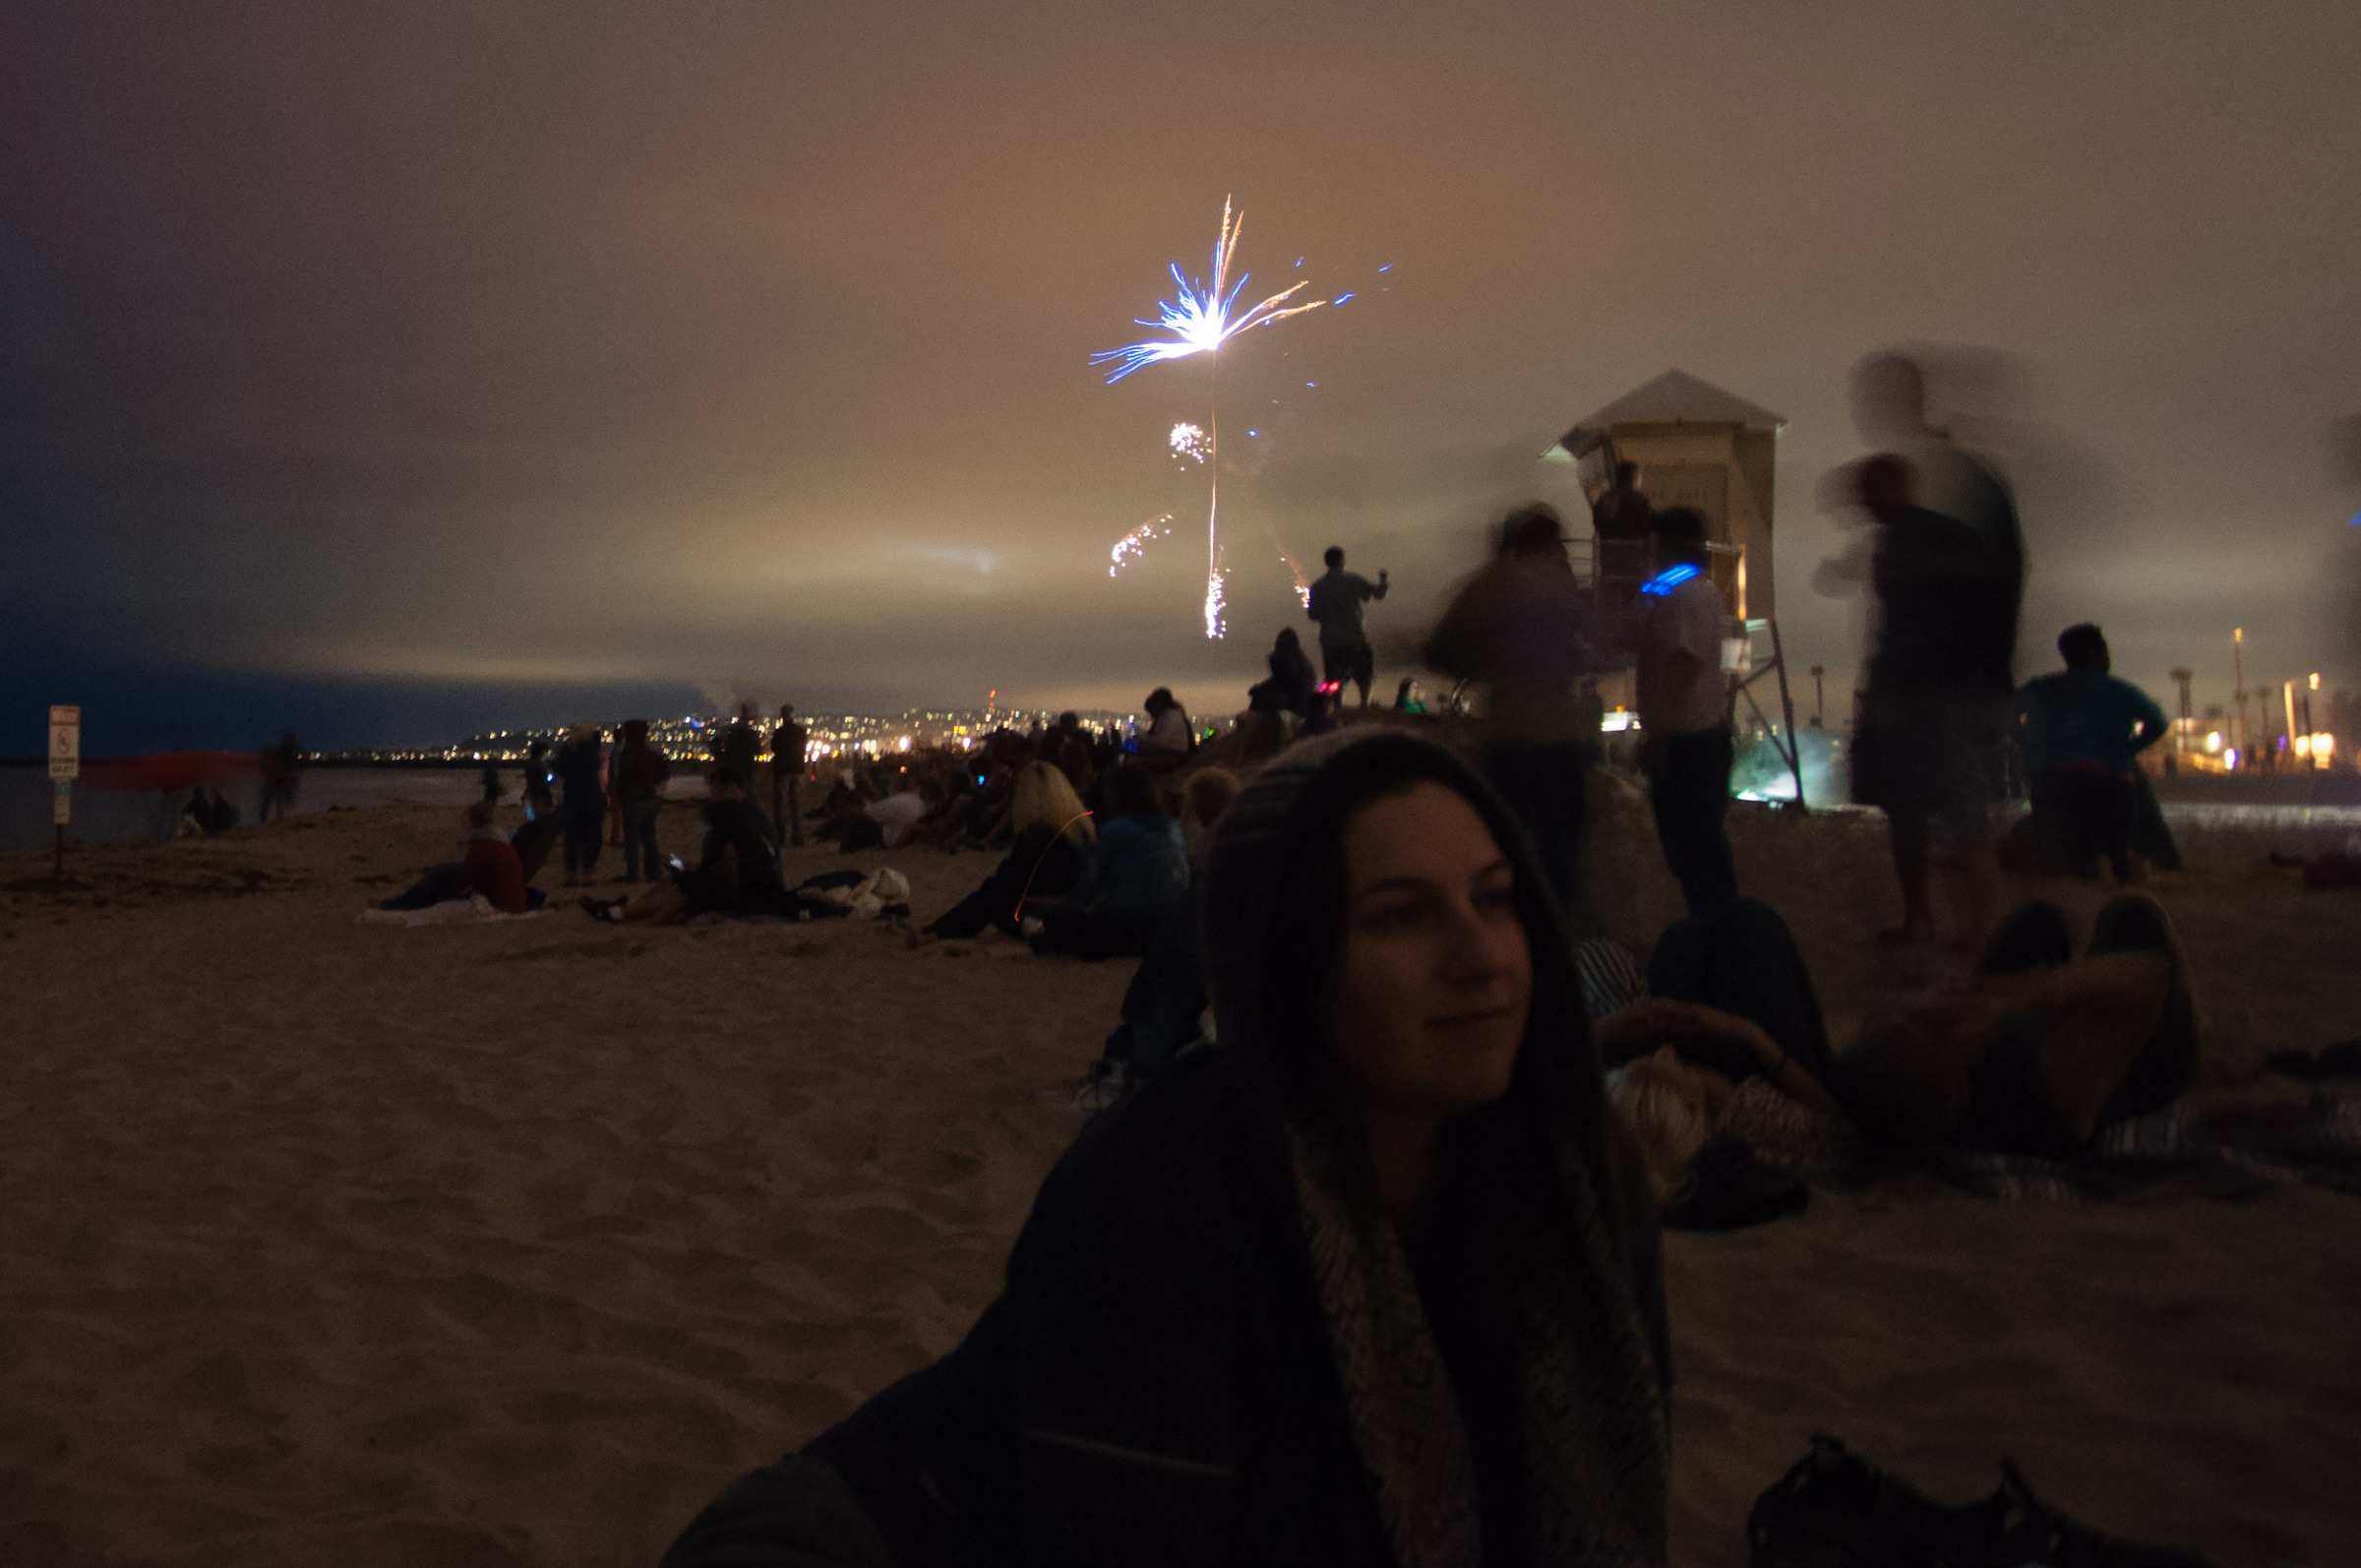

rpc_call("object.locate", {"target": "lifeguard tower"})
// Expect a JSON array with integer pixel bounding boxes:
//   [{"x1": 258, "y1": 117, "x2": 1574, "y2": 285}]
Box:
[{"x1": 1542, "y1": 369, "x2": 1806, "y2": 803}]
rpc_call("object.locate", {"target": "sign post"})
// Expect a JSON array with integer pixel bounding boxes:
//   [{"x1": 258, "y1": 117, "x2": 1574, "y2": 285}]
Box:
[{"x1": 48, "y1": 704, "x2": 80, "y2": 884}]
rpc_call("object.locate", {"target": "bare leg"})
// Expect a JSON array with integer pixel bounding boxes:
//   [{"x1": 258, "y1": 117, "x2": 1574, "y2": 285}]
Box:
[
  {"x1": 2016, "y1": 951, "x2": 2172, "y2": 1143},
  {"x1": 614, "y1": 879, "x2": 689, "y2": 925}
]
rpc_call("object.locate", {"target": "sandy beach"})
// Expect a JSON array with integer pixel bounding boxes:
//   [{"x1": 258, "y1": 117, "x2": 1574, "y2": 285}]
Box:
[{"x1": 3, "y1": 784, "x2": 2357, "y2": 1566}]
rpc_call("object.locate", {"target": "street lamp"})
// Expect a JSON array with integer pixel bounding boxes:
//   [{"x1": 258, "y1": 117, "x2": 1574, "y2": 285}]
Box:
[{"x1": 2231, "y1": 628, "x2": 2247, "y2": 767}]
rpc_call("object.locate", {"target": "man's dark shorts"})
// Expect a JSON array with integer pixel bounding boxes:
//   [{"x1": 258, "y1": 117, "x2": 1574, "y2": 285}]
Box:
[{"x1": 1321, "y1": 639, "x2": 1373, "y2": 693}]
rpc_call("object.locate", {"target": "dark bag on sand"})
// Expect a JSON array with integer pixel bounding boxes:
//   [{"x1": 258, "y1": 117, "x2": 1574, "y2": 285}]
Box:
[{"x1": 1747, "y1": 1434, "x2": 2215, "y2": 1568}]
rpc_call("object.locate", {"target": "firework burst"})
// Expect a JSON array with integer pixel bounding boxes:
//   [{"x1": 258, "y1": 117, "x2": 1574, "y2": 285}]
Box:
[
  {"x1": 1169, "y1": 422, "x2": 1210, "y2": 465},
  {"x1": 1095, "y1": 196, "x2": 1326, "y2": 637},
  {"x1": 1090, "y1": 198, "x2": 1327, "y2": 385}
]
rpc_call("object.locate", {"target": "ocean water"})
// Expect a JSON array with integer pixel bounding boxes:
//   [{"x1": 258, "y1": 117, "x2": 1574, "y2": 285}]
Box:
[{"x1": 0, "y1": 764, "x2": 702, "y2": 858}]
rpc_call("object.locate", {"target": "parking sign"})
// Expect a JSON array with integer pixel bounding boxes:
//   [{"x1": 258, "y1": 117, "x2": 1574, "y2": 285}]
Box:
[{"x1": 48, "y1": 704, "x2": 81, "y2": 781}]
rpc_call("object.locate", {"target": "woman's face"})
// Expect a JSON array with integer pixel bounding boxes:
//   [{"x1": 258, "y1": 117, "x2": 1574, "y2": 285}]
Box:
[{"x1": 1325, "y1": 781, "x2": 1533, "y2": 1121}]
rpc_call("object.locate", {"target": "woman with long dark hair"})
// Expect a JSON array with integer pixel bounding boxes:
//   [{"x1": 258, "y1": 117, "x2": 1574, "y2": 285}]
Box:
[{"x1": 660, "y1": 729, "x2": 1670, "y2": 1567}]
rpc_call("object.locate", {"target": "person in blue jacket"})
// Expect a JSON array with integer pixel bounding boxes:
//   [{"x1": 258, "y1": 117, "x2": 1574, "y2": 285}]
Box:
[
  {"x1": 1025, "y1": 761, "x2": 1188, "y2": 961},
  {"x1": 658, "y1": 728, "x2": 1671, "y2": 1568}
]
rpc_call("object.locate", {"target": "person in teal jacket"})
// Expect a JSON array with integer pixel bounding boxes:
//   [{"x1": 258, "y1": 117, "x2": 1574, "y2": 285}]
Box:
[
  {"x1": 2012, "y1": 624, "x2": 2168, "y2": 880},
  {"x1": 1027, "y1": 761, "x2": 1187, "y2": 960}
]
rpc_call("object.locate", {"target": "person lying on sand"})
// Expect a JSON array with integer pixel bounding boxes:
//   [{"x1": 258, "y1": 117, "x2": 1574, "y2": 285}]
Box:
[
  {"x1": 1602, "y1": 895, "x2": 2197, "y2": 1206},
  {"x1": 660, "y1": 730, "x2": 1673, "y2": 1567}
]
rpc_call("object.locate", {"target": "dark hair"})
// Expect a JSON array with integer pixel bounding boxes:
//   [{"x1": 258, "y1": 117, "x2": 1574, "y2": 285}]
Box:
[
  {"x1": 1100, "y1": 759, "x2": 1162, "y2": 819},
  {"x1": 1323, "y1": 546, "x2": 1345, "y2": 568},
  {"x1": 1248, "y1": 739, "x2": 1566, "y2": 1105},
  {"x1": 1144, "y1": 687, "x2": 1177, "y2": 716},
  {"x1": 1613, "y1": 460, "x2": 1638, "y2": 486},
  {"x1": 1502, "y1": 504, "x2": 1565, "y2": 556},
  {"x1": 2057, "y1": 623, "x2": 2108, "y2": 668},
  {"x1": 1274, "y1": 627, "x2": 1301, "y2": 650},
  {"x1": 1651, "y1": 506, "x2": 1709, "y2": 564}
]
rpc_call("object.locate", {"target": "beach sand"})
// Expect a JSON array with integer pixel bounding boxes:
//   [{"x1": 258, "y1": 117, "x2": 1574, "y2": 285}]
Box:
[{"x1": 2, "y1": 786, "x2": 2356, "y2": 1565}]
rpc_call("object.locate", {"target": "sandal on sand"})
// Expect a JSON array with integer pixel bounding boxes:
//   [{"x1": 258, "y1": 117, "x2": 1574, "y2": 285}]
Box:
[{"x1": 1747, "y1": 1434, "x2": 2216, "y2": 1567}]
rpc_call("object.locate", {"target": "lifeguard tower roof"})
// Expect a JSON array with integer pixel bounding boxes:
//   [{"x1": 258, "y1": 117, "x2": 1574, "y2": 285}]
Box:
[{"x1": 1544, "y1": 369, "x2": 1785, "y2": 462}]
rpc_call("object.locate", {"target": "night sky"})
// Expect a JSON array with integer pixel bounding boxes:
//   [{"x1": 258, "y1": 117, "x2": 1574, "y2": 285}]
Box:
[{"x1": 7, "y1": 2, "x2": 2357, "y2": 754}]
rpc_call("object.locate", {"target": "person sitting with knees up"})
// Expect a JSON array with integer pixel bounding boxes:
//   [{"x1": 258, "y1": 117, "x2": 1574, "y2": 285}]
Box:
[
  {"x1": 660, "y1": 728, "x2": 1670, "y2": 1568},
  {"x1": 912, "y1": 761, "x2": 1094, "y2": 944},
  {"x1": 1024, "y1": 759, "x2": 1189, "y2": 961}
]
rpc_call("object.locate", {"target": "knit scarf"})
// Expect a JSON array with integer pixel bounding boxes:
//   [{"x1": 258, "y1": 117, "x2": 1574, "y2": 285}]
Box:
[{"x1": 1286, "y1": 1105, "x2": 1670, "y2": 1568}]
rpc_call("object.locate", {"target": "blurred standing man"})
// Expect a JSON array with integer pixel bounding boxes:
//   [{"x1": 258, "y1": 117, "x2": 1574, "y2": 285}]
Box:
[
  {"x1": 258, "y1": 731, "x2": 301, "y2": 823},
  {"x1": 1832, "y1": 351, "x2": 2026, "y2": 949},
  {"x1": 722, "y1": 702, "x2": 761, "y2": 780},
  {"x1": 1426, "y1": 506, "x2": 1596, "y2": 911},
  {"x1": 554, "y1": 723, "x2": 609, "y2": 887},
  {"x1": 613, "y1": 719, "x2": 672, "y2": 883},
  {"x1": 1635, "y1": 508, "x2": 1738, "y2": 914},
  {"x1": 772, "y1": 703, "x2": 808, "y2": 852},
  {"x1": 1306, "y1": 546, "x2": 1389, "y2": 708}
]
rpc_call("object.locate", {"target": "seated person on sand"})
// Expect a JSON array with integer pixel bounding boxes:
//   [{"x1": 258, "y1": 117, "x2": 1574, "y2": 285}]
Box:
[
  {"x1": 1177, "y1": 765, "x2": 1241, "y2": 871},
  {"x1": 1136, "y1": 686, "x2": 1196, "y2": 775},
  {"x1": 179, "y1": 787, "x2": 238, "y2": 836},
  {"x1": 1600, "y1": 894, "x2": 2197, "y2": 1207},
  {"x1": 377, "y1": 803, "x2": 545, "y2": 913},
  {"x1": 2009, "y1": 623, "x2": 2170, "y2": 883},
  {"x1": 1025, "y1": 760, "x2": 1189, "y2": 961},
  {"x1": 1245, "y1": 626, "x2": 1317, "y2": 723},
  {"x1": 1070, "y1": 767, "x2": 1245, "y2": 1104},
  {"x1": 586, "y1": 767, "x2": 782, "y2": 924},
  {"x1": 660, "y1": 729, "x2": 1671, "y2": 1567},
  {"x1": 910, "y1": 761, "x2": 1094, "y2": 945}
]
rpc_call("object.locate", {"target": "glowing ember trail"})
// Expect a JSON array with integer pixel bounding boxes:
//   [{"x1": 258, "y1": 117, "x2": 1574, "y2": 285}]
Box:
[{"x1": 1109, "y1": 514, "x2": 1176, "y2": 578}]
